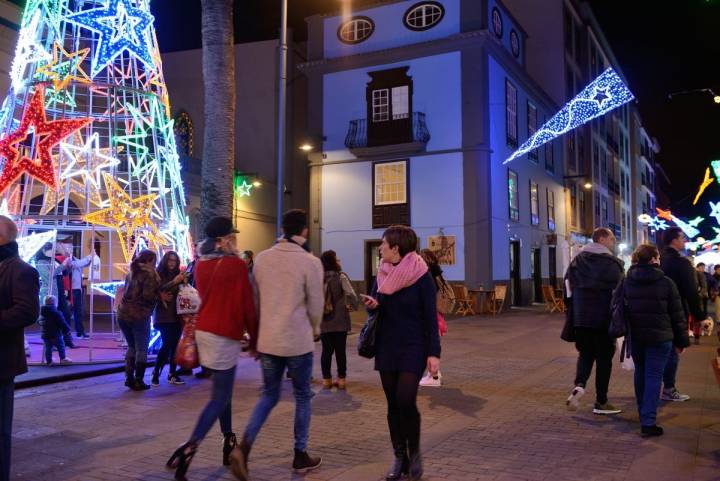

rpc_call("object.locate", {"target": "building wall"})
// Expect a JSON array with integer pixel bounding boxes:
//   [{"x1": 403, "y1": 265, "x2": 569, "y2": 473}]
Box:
[
  {"x1": 0, "y1": 1, "x2": 20, "y2": 98},
  {"x1": 322, "y1": 0, "x2": 461, "y2": 59}
]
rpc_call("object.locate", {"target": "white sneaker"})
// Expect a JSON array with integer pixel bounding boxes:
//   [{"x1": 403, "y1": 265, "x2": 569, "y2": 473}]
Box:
[
  {"x1": 566, "y1": 386, "x2": 585, "y2": 411},
  {"x1": 59, "y1": 358, "x2": 73, "y2": 364},
  {"x1": 419, "y1": 372, "x2": 442, "y2": 387}
]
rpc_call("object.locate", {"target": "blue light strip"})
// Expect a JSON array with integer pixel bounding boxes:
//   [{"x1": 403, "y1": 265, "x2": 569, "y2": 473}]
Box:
[
  {"x1": 91, "y1": 281, "x2": 124, "y2": 299},
  {"x1": 505, "y1": 68, "x2": 634, "y2": 164}
]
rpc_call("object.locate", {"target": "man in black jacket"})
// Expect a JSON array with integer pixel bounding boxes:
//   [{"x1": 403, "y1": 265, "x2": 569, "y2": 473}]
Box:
[
  {"x1": 565, "y1": 228, "x2": 625, "y2": 415},
  {"x1": 659, "y1": 227, "x2": 701, "y2": 402},
  {"x1": 0, "y1": 216, "x2": 40, "y2": 481}
]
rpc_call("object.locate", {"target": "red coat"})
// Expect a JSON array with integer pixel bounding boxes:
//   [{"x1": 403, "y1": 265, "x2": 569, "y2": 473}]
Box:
[{"x1": 195, "y1": 255, "x2": 258, "y2": 347}]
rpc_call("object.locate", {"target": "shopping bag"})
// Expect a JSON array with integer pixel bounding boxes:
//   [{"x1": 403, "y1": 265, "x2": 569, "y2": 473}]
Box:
[
  {"x1": 616, "y1": 337, "x2": 634, "y2": 371},
  {"x1": 175, "y1": 313, "x2": 199, "y2": 369},
  {"x1": 177, "y1": 283, "x2": 201, "y2": 314},
  {"x1": 437, "y1": 312, "x2": 448, "y2": 337}
]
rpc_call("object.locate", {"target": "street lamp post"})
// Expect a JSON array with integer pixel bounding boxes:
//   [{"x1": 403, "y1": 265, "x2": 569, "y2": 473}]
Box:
[{"x1": 276, "y1": 0, "x2": 288, "y2": 236}]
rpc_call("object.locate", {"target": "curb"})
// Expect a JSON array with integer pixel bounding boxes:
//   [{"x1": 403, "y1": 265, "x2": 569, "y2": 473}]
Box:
[{"x1": 15, "y1": 360, "x2": 158, "y2": 390}]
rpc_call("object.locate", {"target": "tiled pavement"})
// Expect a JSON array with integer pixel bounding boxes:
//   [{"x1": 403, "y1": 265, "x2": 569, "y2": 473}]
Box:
[{"x1": 10, "y1": 310, "x2": 720, "y2": 481}]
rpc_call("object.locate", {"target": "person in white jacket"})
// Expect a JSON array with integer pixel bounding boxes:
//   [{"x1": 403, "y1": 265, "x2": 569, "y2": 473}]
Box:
[
  {"x1": 230, "y1": 209, "x2": 324, "y2": 481},
  {"x1": 63, "y1": 249, "x2": 93, "y2": 338}
]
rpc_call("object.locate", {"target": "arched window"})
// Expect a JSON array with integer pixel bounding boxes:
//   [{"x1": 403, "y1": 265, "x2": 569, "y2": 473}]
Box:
[
  {"x1": 173, "y1": 111, "x2": 193, "y2": 156},
  {"x1": 403, "y1": 2, "x2": 445, "y2": 31},
  {"x1": 337, "y1": 16, "x2": 375, "y2": 44}
]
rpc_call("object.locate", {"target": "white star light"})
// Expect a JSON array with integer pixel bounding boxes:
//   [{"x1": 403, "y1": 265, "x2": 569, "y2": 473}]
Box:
[
  {"x1": 10, "y1": 11, "x2": 52, "y2": 91},
  {"x1": 60, "y1": 133, "x2": 121, "y2": 190},
  {"x1": 18, "y1": 230, "x2": 56, "y2": 263},
  {"x1": 648, "y1": 217, "x2": 668, "y2": 231}
]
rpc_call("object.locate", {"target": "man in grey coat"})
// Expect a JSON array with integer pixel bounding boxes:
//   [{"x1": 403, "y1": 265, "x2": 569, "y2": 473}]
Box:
[{"x1": 0, "y1": 216, "x2": 40, "y2": 481}]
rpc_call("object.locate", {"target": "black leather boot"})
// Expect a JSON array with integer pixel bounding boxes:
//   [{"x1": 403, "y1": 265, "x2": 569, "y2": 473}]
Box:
[
  {"x1": 124, "y1": 357, "x2": 135, "y2": 388},
  {"x1": 222, "y1": 432, "x2": 237, "y2": 466},
  {"x1": 386, "y1": 443, "x2": 409, "y2": 480},
  {"x1": 407, "y1": 411, "x2": 423, "y2": 480},
  {"x1": 133, "y1": 362, "x2": 150, "y2": 391}
]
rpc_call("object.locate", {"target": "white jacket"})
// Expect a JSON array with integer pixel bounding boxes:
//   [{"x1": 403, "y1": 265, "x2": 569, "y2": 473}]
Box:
[
  {"x1": 253, "y1": 237, "x2": 324, "y2": 357},
  {"x1": 64, "y1": 255, "x2": 93, "y2": 290}
]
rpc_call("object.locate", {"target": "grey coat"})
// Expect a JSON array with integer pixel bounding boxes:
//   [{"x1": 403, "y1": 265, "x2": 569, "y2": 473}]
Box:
[{"x1": 320, "y1": 271, "x2": 358, "y2": 334}]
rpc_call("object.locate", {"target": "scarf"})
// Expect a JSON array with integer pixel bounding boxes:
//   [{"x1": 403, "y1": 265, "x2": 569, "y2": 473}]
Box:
[
  {"x1": 0, "y1": 241, "x2": 19, "y2": 263},
  {"x1": 278, "y1": 235, "x2": 310, "y2": 252},
  {"x1": 376, "y1": 251, "x2": 428, "y2": 295}
]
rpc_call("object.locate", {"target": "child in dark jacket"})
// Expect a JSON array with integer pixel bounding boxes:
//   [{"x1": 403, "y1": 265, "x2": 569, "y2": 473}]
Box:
[{"x1": 39, "y1": 296, "x2": 72, "y2": 366}]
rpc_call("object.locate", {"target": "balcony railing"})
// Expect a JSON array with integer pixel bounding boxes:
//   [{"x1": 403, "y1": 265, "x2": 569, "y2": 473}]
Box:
[{"x1": 345, "y1": 112, "x2": 430, "y2": 150}]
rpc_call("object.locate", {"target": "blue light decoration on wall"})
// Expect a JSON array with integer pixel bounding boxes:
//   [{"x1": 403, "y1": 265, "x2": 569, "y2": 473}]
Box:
[
  {"x1": 504, "y1": 68, "x2": 634, "y2": 164},
  {"x1": 91, "y1": 281, "x2": 124, "y2": 299},
  {"x1": 66, "y1": 0, "x2": 156, "y2": 78}
]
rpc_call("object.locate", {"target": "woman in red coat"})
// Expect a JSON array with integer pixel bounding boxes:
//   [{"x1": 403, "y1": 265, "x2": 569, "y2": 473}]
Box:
[{"x1": 167, "y1": 217, "x2": 257, "y2": 481}]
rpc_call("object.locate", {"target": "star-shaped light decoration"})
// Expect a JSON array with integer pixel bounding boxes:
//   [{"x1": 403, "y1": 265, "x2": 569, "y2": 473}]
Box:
[
  {"x1": 710, "y1": 201, "x2": 720, "y2": 225},
  {"x1": 592, "y1": 88, "x2": 610, "y2": 108},
  {"x1": 656, "y1": 207, "x2": 673, "y2": 221},
  {"x1": 235, "y1": 181, "x2": 253, "y2": 197},
  {"x1": 161, "y1": 208, "x2": 191, "y2": 263},
  {"x1": 21, "y1": 0, "x2": 64, "y2": 37},
  {"x1": 688, "y1": 216, "x2": 705, "y2": 228},
  {"x1": 692, "y1": 167, "x2": 714, "y2": 205},
  {"x1": 10, "y1": 10, "x2": 52, "y2": 91},
  {"x1": 45, "y1": 88, "x2": 78, "y2": 109},
  {"x1": 0, "y1": 87, "x2": 91, "y2": 195},
  {"x1": 647, "y1": 216, "x2": 668, "y2": 231},
  {"x1": 92, "y1": 281, "x2": 125, "y2": 299},
  {"x1": 35, "y1": 43, "x2": 91, "y2": 92},
  {"x1": 84, "y1": 173, "x2": 166, "y2": 262},
  {"x1": 17, "y1": 229, "x2": 57, "y2": 262},
  {"x1": 67, "y1": 0, "x2": 156, "y2": 78}
]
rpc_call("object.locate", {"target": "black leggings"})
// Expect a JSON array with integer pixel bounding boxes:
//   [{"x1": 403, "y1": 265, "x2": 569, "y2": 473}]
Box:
[
  {"x1": 155, "y1": 323, "x2": 182, "y2": 376},
  {"x1": 380, "y1": 371, "x2": 421, "y2": 454},
  {"x1": 320, "y1": 332, "x2": 347, "y2": 379}
]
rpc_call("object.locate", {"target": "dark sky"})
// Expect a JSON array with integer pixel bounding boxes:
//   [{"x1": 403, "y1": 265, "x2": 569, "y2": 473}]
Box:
[{"x1": 150, "y1": 0, "x2": 720, "y2": 217}]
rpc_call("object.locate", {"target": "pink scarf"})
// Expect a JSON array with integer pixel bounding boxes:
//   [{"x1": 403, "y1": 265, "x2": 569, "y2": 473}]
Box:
[{"x1": 376, "y1": 252, "x2": 428, "y2": 295}]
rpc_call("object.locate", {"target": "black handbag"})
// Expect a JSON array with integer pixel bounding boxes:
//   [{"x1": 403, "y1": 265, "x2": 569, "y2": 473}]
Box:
[
  {"x1": 358, "y1": 310, "x2": 379, "y2": 359},
  {"x1": 609, "y1": 279, "x2": 628, "y2": 338}
]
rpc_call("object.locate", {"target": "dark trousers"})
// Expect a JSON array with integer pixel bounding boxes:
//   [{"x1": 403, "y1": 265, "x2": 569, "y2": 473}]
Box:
[
  {"x1": 155, "y1": 323, "x2": 182, "y2": 376},
  {"x1": 72, "y1": 288, "x2": 85, "y2": 336},
  {"x1": 663, "y1": 348, "x2": 679, "y2": 390},
  {"x1": 190, "y1": 366, "x2": 235, "y2": 443},
  {"x1": 320, "y1": 332, "x2": 347, "y2": 379},
  {"x1": 632, "y1": 340, "x2": 672, "y2": 427},
  {"x1": 380, "y1": 371, "x2": 422, "y2": 455},
  {"x1": 574, "y1": 328, "x2": 616, "y2": 405},
  {"x1": 43, "y1": 337, "x2": 66, "y2": 364},
  {"x1": 118, "y1": 318, "x2": 150, "y2": 364},
  {"x1": 0, "y1": 379, "x2": 13, "y2": 481},
  {"x1": 56, "y1": 277, "x2": 73, "y2": 341}
]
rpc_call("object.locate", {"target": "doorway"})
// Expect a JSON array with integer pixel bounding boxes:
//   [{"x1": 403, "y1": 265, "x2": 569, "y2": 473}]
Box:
[
  {"x1": 364, "y1": 240, "x2": 382, "y2": 294},
  {"x1": 548, "y1": 246, "x2": 557, "y2": 288},
  {"x1": 531, "y1": 248, "x2": 542, "y2": 303},
  {"x1": 509, "y1": 240, "x2": 521, "y2": 306}
]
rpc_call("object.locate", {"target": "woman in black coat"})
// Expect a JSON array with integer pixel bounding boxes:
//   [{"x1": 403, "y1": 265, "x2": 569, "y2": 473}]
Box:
[
  {"x1": 363, "y1": 226, "x2": 440, "y2": 481},
  {"x1": 620, "y1": 244, "x2": 689, "y2": 437}
]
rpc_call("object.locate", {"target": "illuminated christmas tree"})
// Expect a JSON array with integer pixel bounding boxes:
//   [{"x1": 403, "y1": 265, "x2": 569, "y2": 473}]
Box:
[{"x1": 0, "y1": 0, "x2": 191, "y2": 292}]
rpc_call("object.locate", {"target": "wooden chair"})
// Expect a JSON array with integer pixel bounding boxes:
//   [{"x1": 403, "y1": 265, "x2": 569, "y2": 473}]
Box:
[
  {"x1": 489, "y1": 285, "x2": 507, "y2": 315},
  {"x1": 452, "y1": 285, "x2": 476, "y2": 316},
  {"x1": 542, "y1": 285, "x2": 564, "y2": 313}
]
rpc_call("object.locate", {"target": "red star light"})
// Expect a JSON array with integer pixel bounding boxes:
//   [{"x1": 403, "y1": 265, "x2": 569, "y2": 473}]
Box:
[{"x1": 0, "y1": 87, "x2": 91, "y2": 194}]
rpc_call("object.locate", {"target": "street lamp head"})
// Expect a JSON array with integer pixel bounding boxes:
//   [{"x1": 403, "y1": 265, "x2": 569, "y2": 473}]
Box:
[
  {"x1": 583, "y1": 182, "x2": 592, "y2": 190},
  {"x1": 252, "y1": 181, "x2": 262, "y2": 188},
  {"x1": 300, "y1": 143, "x2": 313, "y2": 152},
  {"x1": 714, "y1": 95, "x2": 720, "y2": 104}
]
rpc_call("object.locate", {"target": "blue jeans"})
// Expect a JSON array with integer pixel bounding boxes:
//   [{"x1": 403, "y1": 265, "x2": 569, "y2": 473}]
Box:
[
  {"x1": 190, "y1": 366, "x2": 235, "y2": 442},
  {"x1": 663, "y1": 347, "x2": 679, "y2": 390},
  {"x1": 0, "y1": 380, "x2": 13, "y2": 481},
  {"x1": 72, "y1": 288, "x2": 85, "y2": 336},
  {"x1": 244, "y1": 352, "x2": 314, "y2": 451},
  {"x1": 118, "y1": 318, "x2": 151, "y2": 364},
  {"x1": 632, "y1": 340, "x2": 672, "y2": 427},
  {"x1": 43, "y1": 337, "x2": 66, "y2": 364}
]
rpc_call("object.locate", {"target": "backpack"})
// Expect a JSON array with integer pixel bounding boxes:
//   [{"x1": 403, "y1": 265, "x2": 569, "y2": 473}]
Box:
[{"x1": 436, "y1": 276, "x2": 456, "y2": 315}]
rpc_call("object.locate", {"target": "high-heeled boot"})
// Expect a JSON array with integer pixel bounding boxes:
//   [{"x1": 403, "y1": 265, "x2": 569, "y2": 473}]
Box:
[
  {"x1": 407, "y1": 411, "x2": 423, "y2": 480},
  {"x1": 222, "y1": 432, "x2": 237, "y2": 466},
  {"x1": 166, "y1": 441, "x2": 197, "y2": 481},
  {"x1": 386, "y1": 412, "x2": 408, "y2": 480}
]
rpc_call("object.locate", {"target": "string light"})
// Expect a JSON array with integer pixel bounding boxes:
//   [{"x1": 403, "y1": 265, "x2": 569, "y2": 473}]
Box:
[
  {"x1": 693, "y1": 167, "x2": 714, "y2": 205},
  {"x1": 92, "y1": 281, "x2": 124, "y2": 299},
  {"x1": 0, "y1": 87, "x2": 90, "y2": 194},
  {"x1": 66, "y1": 0, "x2": 156, "y2": 78},
  {"x1": 35, "y1": 42, "x2": 91, "y2": 92},
  {"x1": 17, "y1": 229, "x2": 56, "y2": 262},
  {"x1": 10, "y1": 10, "x2": 52, "y2": 91},
  {"x1": 648, "y1": 216, "x2": 669, "y2": 231},
  {"x1": 505, "y1": 68, "x2": 634, "y2": 164},
  {"x1": 84, "y1": 173, "x2": 165, "y2": 263},
  {"x1": 710, "y1": 201, "x2": 720, "y2": 225}
]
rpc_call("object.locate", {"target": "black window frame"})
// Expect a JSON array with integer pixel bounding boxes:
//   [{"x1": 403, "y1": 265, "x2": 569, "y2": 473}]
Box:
[
  {"x1": 337, "y1": 16, "x2": 375, "y2": 45},
  {"x1": 530, "y1": 180, "x2": 540, "y2": 226},
  {"x1": 492, "y1": 7, "x2": 503, "y2": 38},
  {"x1": 505, "y1": 79, "x2": 518, "y2": 148},
  {"x1": 403, "y1": 1, "x2": 445, "y2": 31},
  {"x1": 508, "y1": 169, "x2": 519, "y2": 222}
]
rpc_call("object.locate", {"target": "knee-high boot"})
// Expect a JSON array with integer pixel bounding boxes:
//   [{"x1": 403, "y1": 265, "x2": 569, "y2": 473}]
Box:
[
  {"x1": 386, "y1": 411, "x2": 408, "y2": 480},
  {"x1": 407, "y1": 409, "x2": 423, "y2": 481}
]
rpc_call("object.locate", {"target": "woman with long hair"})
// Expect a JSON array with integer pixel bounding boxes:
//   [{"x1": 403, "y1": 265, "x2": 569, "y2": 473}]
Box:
[
  {"x1": 152, "y1": 251, "x2": 187, "y2": 386},
  {"x1": 362, "y1": 226, "x2": 440, "y2": 481},
  {"x1": 117, "y1": 249, "x2": 160, "y2": 391},
  {"x1": 620, "y1": 244, "x2": 689, "y2": 437},
  {"x1": 320, "y1": 250, "x2": 358, "y2": 390},
  {"x1": 167, "y1": 217, "x2": 257, "y2": 480}
]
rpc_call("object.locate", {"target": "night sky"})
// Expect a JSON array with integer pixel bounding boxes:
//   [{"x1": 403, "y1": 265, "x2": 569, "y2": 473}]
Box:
[{"x1": 149, "y1": 0, "x2": 719, "y2": 218}]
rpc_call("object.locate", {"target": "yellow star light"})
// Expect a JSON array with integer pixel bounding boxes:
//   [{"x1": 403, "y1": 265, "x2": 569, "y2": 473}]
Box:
[
  {"x1": 84, "y1": 173, "x2": 165, "y2": 262},
  {"x1": 693, "y1": 167, "x2": 714, "y2": 206},
  {"x1": 36, "y1": 42, "x2": 91, "y2": 92}
]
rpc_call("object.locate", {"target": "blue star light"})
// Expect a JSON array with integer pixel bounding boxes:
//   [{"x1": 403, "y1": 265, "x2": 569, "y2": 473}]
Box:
[
  {"x1": 648, "y1": 216, "x2": 668, "y2": 231},
  {"x1": 67, "y1": 0, "x2": 156, "y2": 78},
  {"x1": 505, "y1": 68, "x2": 634, "y2": 164},
  {"x1": 710, "y1": 201, "x2": 720, "y2": 225}
]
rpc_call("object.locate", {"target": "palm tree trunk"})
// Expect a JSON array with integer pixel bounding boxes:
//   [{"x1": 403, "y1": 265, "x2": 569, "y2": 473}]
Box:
[{"x1": 200, "y1": 0, "x2": 235, "y2": 228}]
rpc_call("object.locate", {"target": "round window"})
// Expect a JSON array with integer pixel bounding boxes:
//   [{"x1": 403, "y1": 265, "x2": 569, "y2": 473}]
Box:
[
  {"x1": 337, "y1": 16, "x2": 375, "y2": 44},
  {"x1": 492, "y1": 7, "x2": 503, "y2": 38},
  {"x1": 510, "y1": 30, "x2": 520, "y2": 57},
  {"x1": 403, "y1": 2, "x2": 445, "y2": 31}
]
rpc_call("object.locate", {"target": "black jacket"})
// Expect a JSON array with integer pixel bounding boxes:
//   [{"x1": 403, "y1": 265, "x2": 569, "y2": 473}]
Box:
[
  {"x1": 0, "y1": 242, "x2": 40, "y2": 381},
  {"x1": 622, "y1": 264, "x2": 690, "y2": 348},
  {"x1": 39, "y1": 305, "x2": 65, "y2": 340},
  {"x1": 659, "y1": 246, "x2": 704, "y2": 320},
  {"x1": 567, "y1": 247, "x2": 624, "y2": 330}
]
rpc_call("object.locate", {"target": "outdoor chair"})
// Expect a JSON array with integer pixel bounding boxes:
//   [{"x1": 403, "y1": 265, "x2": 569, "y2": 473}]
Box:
[
  {"x1": 489, "y1": 285, "x2": 507, "y2": 315},
  {"x1": 542, "y1": 285, "x2": 565, "y2": 313},
  {"x1": 452, "y1": 285, "x2": 476, "y2": 316}
]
